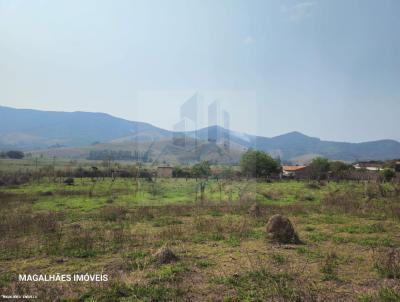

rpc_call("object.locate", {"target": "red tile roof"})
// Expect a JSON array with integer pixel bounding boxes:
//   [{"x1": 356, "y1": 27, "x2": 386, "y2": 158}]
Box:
[{"x1": 282, "y1": 165, "x2": 306, "y2": 172}]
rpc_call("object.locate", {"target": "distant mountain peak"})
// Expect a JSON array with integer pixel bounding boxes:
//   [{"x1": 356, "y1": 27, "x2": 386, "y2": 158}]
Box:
[
  {"x1": 274, "y1": 131, "x2": 314, "y2": 139},
  {"x1": 270, "y1": 131, "x2": 320, "y2": 143}
]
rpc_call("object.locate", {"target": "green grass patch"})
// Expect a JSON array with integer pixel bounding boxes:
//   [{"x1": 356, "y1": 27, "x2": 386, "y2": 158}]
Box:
[
  {"x1": 337, "y1": 223, "x2": 386, "y2": 234},
  {"x1": 215, "y1": 269, "x2": 313, "y2": 302}
]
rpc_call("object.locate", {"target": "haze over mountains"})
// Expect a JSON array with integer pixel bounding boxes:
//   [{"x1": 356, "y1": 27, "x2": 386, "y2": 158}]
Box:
[{"x1": 1, "y1": 105, "x2": 399, "y2": 164}]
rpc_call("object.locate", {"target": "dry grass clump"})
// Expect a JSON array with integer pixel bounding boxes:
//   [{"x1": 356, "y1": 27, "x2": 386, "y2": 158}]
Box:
[
  {"x1": 0, "y1": 210, "x2": 62, "y2": 239},
  {"x1": 365, "y1": 182, "x2": 386, "y2": 199},
  {"x1": 306, "y1": 182, "x2": 321, "y2": 190},
  {"x1": 320, "y1": 251, "x2": 339, "y2": 281},
  {"x1": 216, "y1": 255, "x2": 321, "y2": 302},
  {"x1": 131, "y1": 206, "x2": 155, "y2": 221},
  {"x1": 158, "y1": 225, "x2": 186, "y2": 241},
  {"x1": 322, "y1": 191, "x2": 361, "y2": 214},
  {"x1": 63, "y1": 229, "x2": 97, "y2": 258},
  {"x1": 0, "y1": 172, "x2": 32, "y2": 186},
  {"x1": 259, "y1": 189, "x2": 282, "y2": 200},
  {"x1": 98, "y1": 206, "x2": 129, "y2": 222},
  {"x1": 153, "y1": 246, "x2": 179, "y2": 265},
  {"x1": 373, "y1": 248, "x2": 400, "y2": 279},
  {"x1": 194, "y1": 215, "x2": 251, "y2": 238},
  {"x1": 35, "y1": 212, "x2": 62, "y2": 234},
  {"x1": 248, "y1": 203, "x2": 262, "y2": 218}
]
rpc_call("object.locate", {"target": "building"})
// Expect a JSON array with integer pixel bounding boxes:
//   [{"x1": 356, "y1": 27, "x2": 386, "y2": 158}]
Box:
[
  {"x1": 282, "y1": 165, "x2": 307, "y2": 177},
  {"x1": 353, "y1": 162, "x2": 383, "y2": 171},
  {"x1": 157, "y1": 166, "x2": 174, "y2": 178}
]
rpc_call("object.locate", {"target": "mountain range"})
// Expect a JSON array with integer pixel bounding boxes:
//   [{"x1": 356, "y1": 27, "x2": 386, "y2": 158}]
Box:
[{"x1": 1, "y1": 105, "x2": 399, "y2": 164}]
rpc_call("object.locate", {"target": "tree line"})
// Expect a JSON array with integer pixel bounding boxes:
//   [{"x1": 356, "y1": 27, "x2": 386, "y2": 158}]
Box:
[
  {"x1": 1, "y1": 149, "x2": 397, "y2": 184},
  {"x1": 0, "y1": 150, "x2": 25, "y2": 159}
]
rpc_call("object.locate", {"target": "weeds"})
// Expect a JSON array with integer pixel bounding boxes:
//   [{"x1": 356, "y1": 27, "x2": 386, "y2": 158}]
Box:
[
  {"x1": 80, "y1": 282, "x2": 182, "y2": 302},
  {"x1": 1, "y1": 178, "x2": 400, "y2": 301},
  {"x1": 360, "y1": 287, "x2": 400, "y2": 302},
  {"x1": 195, "y1": 259, "x2": 214, "y2": 269},
  {"x1": 217, "y1": 269, "x2": 317, "y2": 302},
  {"x1": 338, "y1": 223, "x2": 386, "y2": 234},
  {"x1": 123, "y1": 250, "x2": 150, "y2": 271},
  {"x1": 271, "y1": 253, "x2": 287, "y2": 265},
  {"x1": 98, "y1": 206, "x2": 128, "y2": 222},
  {"x1": 320, "y1": 251, "x2": 339, "y2": 281},
  {"x1": 373, "y1": 248, "x2": 400, "y2": 279}
]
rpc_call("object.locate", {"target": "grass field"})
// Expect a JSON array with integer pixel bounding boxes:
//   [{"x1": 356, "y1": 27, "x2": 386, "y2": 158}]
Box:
[{"x1": 1, "y1": 173, "x2": 400, "y2": 301}]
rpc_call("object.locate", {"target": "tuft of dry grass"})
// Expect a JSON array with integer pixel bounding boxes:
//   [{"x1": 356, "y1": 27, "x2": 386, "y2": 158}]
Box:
[{"x1": 373, "y1": 248, "x2": 400, "y2": 279}]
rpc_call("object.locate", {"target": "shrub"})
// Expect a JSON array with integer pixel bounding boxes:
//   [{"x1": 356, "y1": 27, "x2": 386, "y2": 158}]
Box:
[
  {"x1": 365, "y1": 183, "x2": 384, "y2": 199},
  {"x1": 63, "y1": 177, "x2": 75, "y2": 186},
  {"x1": 381, "y1": 169, "x2": 396, "y2": 182},
  {"x1": 192, "y1": 161, "x2": 211, "y2": 179}
]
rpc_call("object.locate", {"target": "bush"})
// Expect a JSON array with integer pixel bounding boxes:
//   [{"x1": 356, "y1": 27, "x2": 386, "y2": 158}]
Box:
[
  {"x1": 63, "y1": 177, "x2": 74, "y2": 186},
  {"x1": 381, "y1": 169, "x2": 396, "y2": 182},
  {"x1": 192, "y1": 161, "x2": 211, "y2": 179}
]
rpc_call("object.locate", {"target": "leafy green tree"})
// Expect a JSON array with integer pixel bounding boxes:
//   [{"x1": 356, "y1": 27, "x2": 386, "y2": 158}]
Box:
[
  {"x1": 192, "y1": 161, "x2": 211, "y2": 179},
  {"x1": 308, "y1": 157, "x2": 330, "y2": 180},
  {"x1": 381, "y1": 168, "x2": 396, "y2": 182},
  {"x1": 240, "y1": 150, "x2": 280, "y2": 178},
  {"x1": 329, "y1": 161, "x2": 354, "y2": 176},
  {"x1": 330, "y1": 161, "x2": 351, "y2": 173}
]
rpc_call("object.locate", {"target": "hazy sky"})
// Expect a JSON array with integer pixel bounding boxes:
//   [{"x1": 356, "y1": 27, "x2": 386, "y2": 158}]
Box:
[{"x1": 1, "y1": 0, "x2": 399, "y2": 142}]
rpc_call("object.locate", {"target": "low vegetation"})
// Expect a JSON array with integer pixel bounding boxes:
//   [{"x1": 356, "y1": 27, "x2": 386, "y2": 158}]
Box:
[{"x1": 0, "y1": 156, "x2": 399, "y2": 301}]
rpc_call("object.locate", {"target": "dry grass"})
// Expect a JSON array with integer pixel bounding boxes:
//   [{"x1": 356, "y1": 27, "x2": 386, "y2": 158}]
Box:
[{"x1": 0, "y1": 178, "x2": 400, "y2": 301}]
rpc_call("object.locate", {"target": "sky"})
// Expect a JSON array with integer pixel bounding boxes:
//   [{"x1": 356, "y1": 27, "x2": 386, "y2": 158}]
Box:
[{"x1": 0, "y1": 0, "x2": 399, "y2": 142}]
